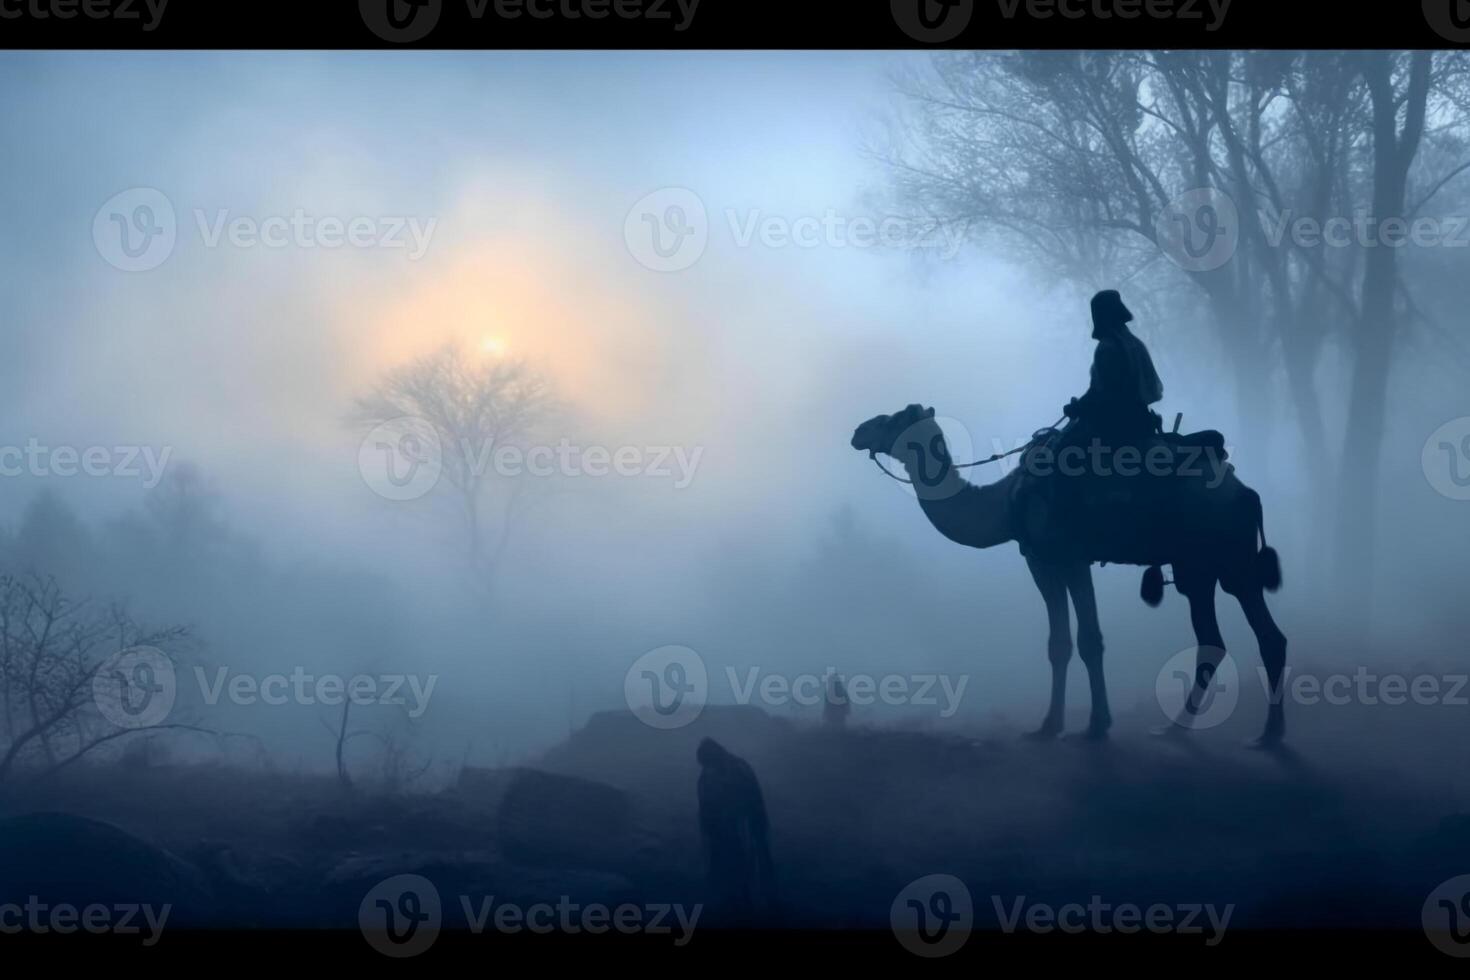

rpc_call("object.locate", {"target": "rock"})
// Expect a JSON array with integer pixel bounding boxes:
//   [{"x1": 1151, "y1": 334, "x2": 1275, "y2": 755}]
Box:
[
  {"x1": 496, "y1": 767, "x2": 639, "y2": 874},
  {"x1": 448, "y1": 766, "x2": 519, "y2": 816},
  {"x1": 540, "y1": 705, "x2": 793, "y2": 797},
  {"x1": 0, "y1": 812, "x2": 216, "y2": 926}
]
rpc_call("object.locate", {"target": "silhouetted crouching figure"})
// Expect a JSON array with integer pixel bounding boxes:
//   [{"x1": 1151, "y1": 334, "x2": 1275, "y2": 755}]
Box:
[{"x1": 696, "y1": 737, "x2": 776, "y2": 923}]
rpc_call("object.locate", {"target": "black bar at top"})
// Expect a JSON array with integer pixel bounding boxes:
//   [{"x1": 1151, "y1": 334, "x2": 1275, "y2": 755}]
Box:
[{"x1": 0, "y1": 0, "x2": 1463, "y2": 49}]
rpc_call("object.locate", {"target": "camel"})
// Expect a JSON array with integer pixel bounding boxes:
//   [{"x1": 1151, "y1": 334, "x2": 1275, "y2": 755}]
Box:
[{"x1": 850, "y1": 404, "x2": 1287, "y2": 746}]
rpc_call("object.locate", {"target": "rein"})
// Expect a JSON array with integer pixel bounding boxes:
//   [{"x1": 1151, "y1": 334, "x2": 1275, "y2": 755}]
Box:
[{"x1": 868, "y1": 416, "x2": 1066, "y2": 485}]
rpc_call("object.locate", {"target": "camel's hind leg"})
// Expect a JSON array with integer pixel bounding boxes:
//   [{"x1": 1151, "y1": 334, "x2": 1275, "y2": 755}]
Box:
[
  {"x1": 1024, "y1": 556, "x2": 1071, "y2": 740},
  {"x1": 1154, "y1": 569, "x2": 1229, "y2": 735},
  {"x1": 1232, "y1": 585, "x2": 1288, "y2": 746},
  {"x1": 1062, "y1": 562, "x2": 1110, "y2": 738}
]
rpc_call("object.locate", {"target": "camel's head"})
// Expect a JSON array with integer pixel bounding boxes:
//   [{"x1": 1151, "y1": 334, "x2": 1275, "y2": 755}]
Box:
[{"x1": 850, "y1": 404, "x2": 937, "y2": 457}]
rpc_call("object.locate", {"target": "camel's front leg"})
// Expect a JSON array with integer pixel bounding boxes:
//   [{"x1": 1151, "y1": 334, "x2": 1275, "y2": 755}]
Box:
[
  {"x1": 1063, "y1": 561, "x2": 1110, "y2": 738},
  {"x1": 1024, "y1": 556, "x2": 1071, "y2": 740}
]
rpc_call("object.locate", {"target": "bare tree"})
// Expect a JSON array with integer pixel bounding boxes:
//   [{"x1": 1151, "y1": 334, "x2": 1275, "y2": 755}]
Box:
[
  {"x1": 351, "y1": 343, "x2": 557, "y2": 596},
  {"x1": 0, "y1": 574, "x2": 197, "y2": 786},
  {"x1": 320, "y1": 698, "x2": 432, "y2": 795}
]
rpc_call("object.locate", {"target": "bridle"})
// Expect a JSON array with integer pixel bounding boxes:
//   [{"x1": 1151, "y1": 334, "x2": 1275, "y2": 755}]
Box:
[{"x1": 867, "y1": 416, "x2": 1066, "y2": 485}]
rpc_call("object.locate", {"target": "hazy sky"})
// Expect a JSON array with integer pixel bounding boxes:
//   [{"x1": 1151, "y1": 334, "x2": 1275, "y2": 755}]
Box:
[{"x1": 0, "y1": 51, "x2": 1084, "y2": 557}]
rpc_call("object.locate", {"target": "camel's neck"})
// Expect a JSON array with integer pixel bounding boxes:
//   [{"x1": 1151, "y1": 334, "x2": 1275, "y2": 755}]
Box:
[
  {"x1": 914, "y1": 475, "x2": 1018, "y2": 550},
  {"x1": 893, "y1": 422, "x2": 1017, "y2": 550}
]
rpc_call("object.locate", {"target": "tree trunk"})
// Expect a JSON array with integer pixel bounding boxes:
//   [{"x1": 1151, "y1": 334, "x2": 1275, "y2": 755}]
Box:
[{"x1": 1332, "y1": 52, "x2": 1430, "y2": 632}]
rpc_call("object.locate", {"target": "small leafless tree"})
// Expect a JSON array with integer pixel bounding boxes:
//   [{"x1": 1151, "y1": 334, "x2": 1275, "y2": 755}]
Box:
[
  {"x1": 351, "y1": 343, "x2": 557, "y2": 597},
  {"x1": 0, "y1": 574, "x2": 198, "y2": 786},
  {"x1": 321, "y1": 698, "x2": 432, "y2": 795}
]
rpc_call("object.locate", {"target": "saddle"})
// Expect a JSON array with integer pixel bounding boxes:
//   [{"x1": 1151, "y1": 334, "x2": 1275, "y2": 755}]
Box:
[
  {"x1": 1012, "y1": 420, "x2": 1231, "y2": 565},
  {"x1": 1159, "y1": 428, "x2": 1229, "y2": 461}
]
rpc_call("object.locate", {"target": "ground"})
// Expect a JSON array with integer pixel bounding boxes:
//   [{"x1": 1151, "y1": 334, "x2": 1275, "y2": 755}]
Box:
[{"x1": 2, "y1": 695, "x2": 1467, "y2": 956}]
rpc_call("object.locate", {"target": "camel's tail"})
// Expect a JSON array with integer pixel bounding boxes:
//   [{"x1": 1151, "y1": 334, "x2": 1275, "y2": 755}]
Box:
[
  {"x1": 1140, "y1": 565, "x2": 1166, "y2": 607},
  {"x1": 1253, "y1": 490, "x2": 1283, "y2": 593}
]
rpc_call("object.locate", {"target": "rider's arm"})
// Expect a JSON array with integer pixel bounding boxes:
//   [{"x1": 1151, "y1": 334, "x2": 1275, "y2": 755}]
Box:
[{"x1": 1071, "y1": 341, "x2": 1127, "y2": 417}]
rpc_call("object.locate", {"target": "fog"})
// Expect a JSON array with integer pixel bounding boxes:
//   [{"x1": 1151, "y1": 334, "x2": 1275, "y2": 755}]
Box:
[{"x1": 0, "y1": 48, "x2": 1467, "y2": 786}]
